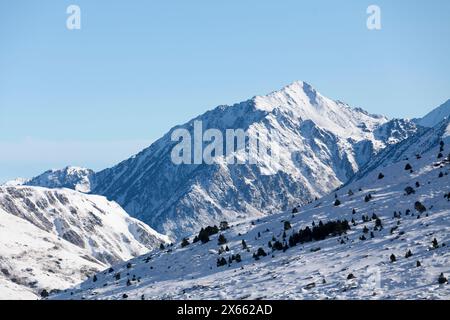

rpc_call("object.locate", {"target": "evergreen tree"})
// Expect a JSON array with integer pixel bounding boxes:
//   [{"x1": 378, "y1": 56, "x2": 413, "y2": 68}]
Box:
[
  {"x1": 405, "y1": 250, "x2": 413, "y2": 258},
  {"x1": 241, "y1": 239, "x2": 248, "y2": 250},
  {"x1": 159, "y1": 243, "x2": 165, "y2": 250},
  {"x1": 405, "y1": 163, "x2": 412, "y2": 170},
  {"x1": 432, "y1": 238, "x2": 439, "y2": 248},
  {"x1": 438, "y1": 273, "x2": 447, "y2": 284},
  {"x1": 217, "y1": 257, "x2": 227, "y2": 267},
  {"x1": 404, "y1": 186, "x2": 415, "y2": 195},
  {"x1": 40, "y1": 289, "x2": 49, "y2": 298},
  {"x1": 415, "y1": 201, "x2": 427, "y2": 214},
  {"x1": 416, "y1": 261, "x2": 421, "y2": 267},
  {"x1": 284, "y1": 221, "x2": 292, "y2": 230},
  {"x1": 256, "y1": 247, "x2": 267, "y2": 257},
  {"x1": 390, "y1": 254, "x2": 396, "y2": 263},
  {"x1": 334, "y1": 199, "x2": 341, "y2": 206},
  {"x1": 92, "y1": 275, "x2": 97, "y2": 282},
  {"x1": 235, "y1": 254, "x2": 242, "y2": 263},
  {"x1": 378, "y1": 173, "x2": 384, "y2": 179},
  {"x1": 181, "y1": 237, "x2": 190, "y2": 248},
  {"x1": 218, "y1": 234, "x2": 227, "y2": 245},
  {"x1": 292, "y1": 207, "x2": 298, "y2": 213}
]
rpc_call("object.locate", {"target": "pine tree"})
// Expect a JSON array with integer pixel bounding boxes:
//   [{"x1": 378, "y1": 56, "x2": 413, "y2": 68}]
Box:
[
  {"x1": 405, "y1": 163, "x2": 412, "y2": 170},
  {"x1": 432, "y1": 238, "x2": 439, "y2": 248},
  {"x1": 390, "y1": 254, "x2": 396, "y2": 263},
  {"x1": 181, "y1": 237, "x2": 190, "y2": 247},
  {"x1": 334, "y1": 199, "x2": 341, "y2": 206},
  {"x1": 241, "y1": 239, "x2": 247, "y2": 250},
  {"x1": 405, "y1": 250, "x2": 413, "y2": 258},
  {"x1": 292, "y1": 207, "x2": 298, "y2": 213},
  {"x1": 217, "y1": 257, "x2": 227, "y2": 267},
  {"x1": 438, "y1": 273, "x2": 447, "y2": 284},
  {"x1": 218, "y1": 234, "x2": 227, "y2": 245},
  {"x1": 284, "y1": 221, "x2": 292, "y2": 230},
  {"x1": 159, "y1": 243, "x2": 165, "y2": 250},
  {"x1": 415, "y1": 201, "x2": 427, "y2": 214},
  {"x1": 378, "y1": 173, "x2": 384, "y2": 179},
  {"x1": 416, "y1": 261, "x2": 421, "y2": 267},
  {"x1": 235, "y1": 254, "x2": 242, "y2": 263},
  {"x1": 92, "y1": 275, "x2": 97, "y2": 282}
]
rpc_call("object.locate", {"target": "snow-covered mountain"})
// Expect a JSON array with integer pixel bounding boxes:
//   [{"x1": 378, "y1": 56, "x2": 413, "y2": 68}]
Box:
[
  {"x1": 0, "y1": 186, "x2": 169, "y2": 299},
  {"x1": 350, "y1": 118, "x2": 450, "y2": 183},
  {"x1": 0, "y1": 208, "x2": 105, "y2": 299},
  {"x1": 414, "y1": 99, "x2": 450, "y2": 128},
  {"x1": 25, "y1": 166, "x2": 95, "y2": 193},
  {"x1": 51, "y1": 134, "x2": 450, "y2": 300},
  {"x1": 90, "y1": 81, "x2": 417, "y2": 238}
]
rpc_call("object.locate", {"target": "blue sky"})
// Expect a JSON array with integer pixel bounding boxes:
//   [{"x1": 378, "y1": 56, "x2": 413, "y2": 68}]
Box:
[{"x1": 1, "y1": 0, "x2": 449, "y2": 182}]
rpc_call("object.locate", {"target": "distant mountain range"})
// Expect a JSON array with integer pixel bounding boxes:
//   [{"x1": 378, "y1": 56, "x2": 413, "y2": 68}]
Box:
[
  {"x1": 10, "y1": 81, "x2": 449, "y2": 239},
  {"x1": 2, "y1": 80, "x2": 449, "y2": 300}
]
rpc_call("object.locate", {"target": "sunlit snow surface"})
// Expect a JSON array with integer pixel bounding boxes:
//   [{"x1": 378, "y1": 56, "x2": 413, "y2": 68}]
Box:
[{"x1": 52, "y1": 145, "x2": 449, "y2": 300}]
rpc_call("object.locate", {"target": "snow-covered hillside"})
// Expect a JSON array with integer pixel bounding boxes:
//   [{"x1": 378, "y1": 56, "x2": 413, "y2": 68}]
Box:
[
  {"x1": 0, "y1": 208, "x2": 105, "y2": 300},
  {"x1": 90, "y1": 81, "x2": 417, "y2": 238},
  {"x1": 0, "y1": 186, "x2": 169, "y2": 264},
  {"x1": 0, "y1": 186, "x2": 169, "y2": 299},
  {"x1": 25, "y1": 167, "x2": 95, "y2": 193},
  {"x1": 51, "y1": 138, "x2": 449, "y2": 300},
  {"x1": 415, "y1": 99, "x2": 450, "y2": 128}
]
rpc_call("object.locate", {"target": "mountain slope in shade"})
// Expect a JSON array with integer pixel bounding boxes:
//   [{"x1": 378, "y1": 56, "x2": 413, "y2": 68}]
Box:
[
  {"x1": 91, "y1": 81, "x2": 417, "y2": 238},
  {"x1": 415, "y1": 99, "x2": 450, "y2": 128},
  {"x1": 25, "y1": 167, "x2": 95, "y2": 193},
  {"x1": 51, "y1": 139, "x2": 450, "y2": 300}
]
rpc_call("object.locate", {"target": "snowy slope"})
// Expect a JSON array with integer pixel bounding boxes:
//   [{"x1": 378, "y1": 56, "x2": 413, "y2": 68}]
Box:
[
  {"x1": 0, "y1": 208, "x2": 105, "y2": 300},
  {"x1": 350, "y1": 118, "x2": 450, "y2": 183},
  {"x1": 415, "y1": 99, "x2": 450, "y2": 128},
  {"x1": 90, "y1": 81, "x2": 417, "y2": 238},
  {"x1": 25, "y1": 167, "x2": 95, "y2": 193},
  {"x1": 51, "y1": 139, "x2": 449, "y2": 300},
  {"x1": 0, "y1": 186, "x2": 170, "y2": 265}
]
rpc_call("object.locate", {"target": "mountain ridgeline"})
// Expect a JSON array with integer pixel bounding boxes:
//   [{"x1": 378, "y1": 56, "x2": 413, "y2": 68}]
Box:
[
  {"x1": 13, "y1": 82, "x2": 450, "y2": 239},
  {"x1": 33, "y1": 81, "x2": 420, "y2": 238}
]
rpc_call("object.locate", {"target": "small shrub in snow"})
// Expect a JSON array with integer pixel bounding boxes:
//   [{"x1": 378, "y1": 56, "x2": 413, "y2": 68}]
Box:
[
  {"x1": 218, "y1": 234, "x2": 227, "y2": 245},
  {"x1": 181, "y1": 237, "x2": 190, "y2": 247},
  {"x1": 284, "y1": 221, "x2": 292, "y2": 230},
  {"x1": 438, "y1": 273, "x2": 448, "y2": 284},
  {"x1": 404, "y1": 186, "x2": 415, "y2": 195},
  {"x1": 414, "y1": 201, "x2": 426, "y2": 213},
  {"x1": 405, "y1": 250, "x2": 413, "y2": 258}
]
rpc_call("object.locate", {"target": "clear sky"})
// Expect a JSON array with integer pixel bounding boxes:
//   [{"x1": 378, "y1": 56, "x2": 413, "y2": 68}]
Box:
[{"x1": 1, "y1": 0, "x2": 449, "y2": 182}]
